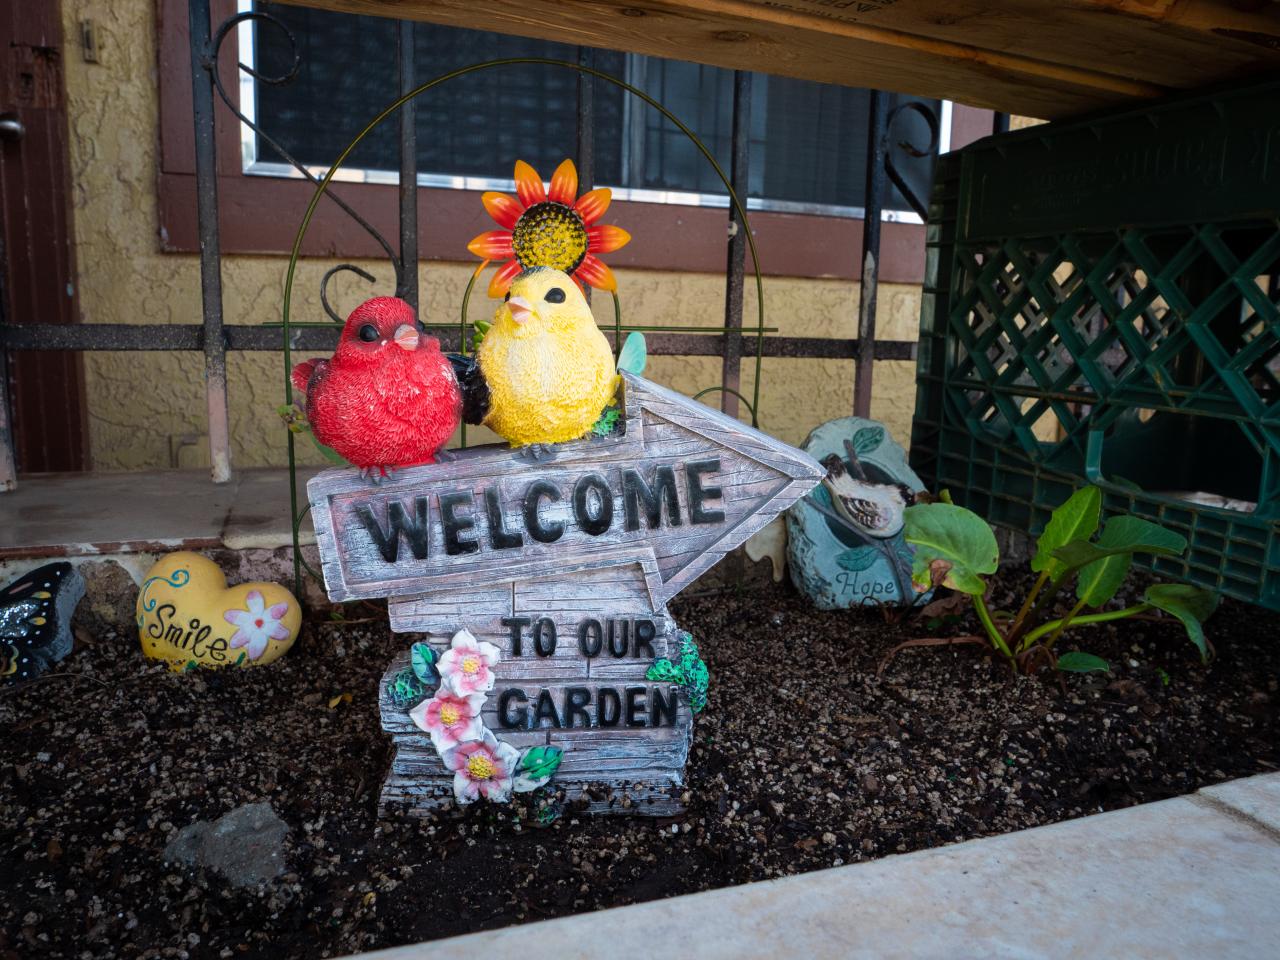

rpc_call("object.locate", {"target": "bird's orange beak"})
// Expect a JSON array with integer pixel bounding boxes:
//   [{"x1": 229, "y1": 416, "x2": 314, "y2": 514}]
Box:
[
  {"x1": 393, "y1": 324, "x2": 420, "y2": 351},
  {"x1": 507, "y1": 296, "x2": 534, "y2": 325}
]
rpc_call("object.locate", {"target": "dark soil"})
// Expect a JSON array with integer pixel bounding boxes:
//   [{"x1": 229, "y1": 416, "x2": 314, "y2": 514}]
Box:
[{"x1": 3, "y1": 573, "x2": 1278, "y2": 959}]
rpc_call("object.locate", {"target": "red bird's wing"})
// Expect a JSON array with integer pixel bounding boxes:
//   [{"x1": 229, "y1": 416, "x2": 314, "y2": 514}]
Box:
[{"x1": 291, "y1": 358, "x2": 325, "y2": 397}]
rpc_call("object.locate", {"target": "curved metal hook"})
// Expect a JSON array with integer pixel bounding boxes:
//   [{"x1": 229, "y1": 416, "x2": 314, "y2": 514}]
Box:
[
  {"x1": 883, "y1": 100, "x2": 940, "y2": 222},
  {"x1": 207, "y1": 11, "x2": 404, "y2": 290},
  {"x1": 320, "y1": 264, "x2": 378, "y2": 323},
  {"x1": 691, "y1": 385, "x2": 758, "y2": 427}
]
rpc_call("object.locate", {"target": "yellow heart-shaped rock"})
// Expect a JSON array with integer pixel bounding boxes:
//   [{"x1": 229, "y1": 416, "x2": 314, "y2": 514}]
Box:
[{"x1": 136, "y1": 552, "x2": 300, "y2": 671}]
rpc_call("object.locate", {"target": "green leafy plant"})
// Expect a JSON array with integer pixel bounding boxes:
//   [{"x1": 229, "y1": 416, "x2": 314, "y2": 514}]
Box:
[{"x1": 889, "y1": 486, "x2": 1219, "y2": 675}]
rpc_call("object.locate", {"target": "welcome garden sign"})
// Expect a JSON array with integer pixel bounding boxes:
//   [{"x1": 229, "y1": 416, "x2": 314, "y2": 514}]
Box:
[{"x1": 309, "y1": 374, "x2": 823, "y2": 816}]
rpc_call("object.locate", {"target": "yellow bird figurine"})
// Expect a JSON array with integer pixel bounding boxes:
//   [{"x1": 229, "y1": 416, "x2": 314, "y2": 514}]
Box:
[{"x1": 450, "y1": 267, "x2": 617, "y2": 455}]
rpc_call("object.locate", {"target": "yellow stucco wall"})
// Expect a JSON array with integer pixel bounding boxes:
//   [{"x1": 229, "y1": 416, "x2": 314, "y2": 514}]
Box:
[{"x1": 60, "y1": 0, "x2": 925, "y2": 472}]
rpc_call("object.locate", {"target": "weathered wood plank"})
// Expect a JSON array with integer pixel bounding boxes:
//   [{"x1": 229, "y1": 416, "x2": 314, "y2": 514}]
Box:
[
  {"x1": 379, "y1": 773, "x2": 684, "y2": 818},
  {"x1": 271, "y1": 0, "x2": 1275, "y2": 119}
]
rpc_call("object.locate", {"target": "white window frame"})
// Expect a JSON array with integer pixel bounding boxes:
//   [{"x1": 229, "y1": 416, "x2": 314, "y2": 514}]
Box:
[{"x1": 235, "y1": 1, "x2": 951, "y2": 225}]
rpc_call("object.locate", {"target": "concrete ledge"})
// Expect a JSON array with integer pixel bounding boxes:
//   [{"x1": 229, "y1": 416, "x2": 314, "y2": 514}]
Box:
[
  {"x1": 0, "y1": 468, "x2": 317, "y2": 559},
  {"x1": 349, "y1": 772, "x2": 1280, "y2": 960}
]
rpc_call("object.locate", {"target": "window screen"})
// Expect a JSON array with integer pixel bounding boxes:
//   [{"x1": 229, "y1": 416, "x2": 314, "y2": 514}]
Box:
[{"x1": 252, "y1": 5, "x2": 938, "y2": 213}]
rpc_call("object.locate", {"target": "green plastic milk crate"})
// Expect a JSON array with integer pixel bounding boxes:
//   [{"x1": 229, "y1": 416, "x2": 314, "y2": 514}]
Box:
[{"x1": 910, "y1": 79, "x2": 1280, "y2": 610}]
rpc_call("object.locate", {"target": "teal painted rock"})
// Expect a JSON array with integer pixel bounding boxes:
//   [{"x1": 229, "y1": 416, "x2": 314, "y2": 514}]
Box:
[{"x1": 786, "y1": 418, "x2": 926, "y2": 610}]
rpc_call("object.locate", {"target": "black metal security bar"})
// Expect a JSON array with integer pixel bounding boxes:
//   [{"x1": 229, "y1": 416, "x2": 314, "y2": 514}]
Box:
[
  {"x1": 854, "y1": 91, "x2": 888, "y2": 420},
  {"x1": 0, "y1": 0, "x2": 938, "y2": 490}
]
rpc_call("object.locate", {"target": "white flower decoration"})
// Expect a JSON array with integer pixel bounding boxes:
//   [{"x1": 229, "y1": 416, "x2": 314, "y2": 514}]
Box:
[{"x1": 223, "y1": 590, "x2": 291, "y2": 661}]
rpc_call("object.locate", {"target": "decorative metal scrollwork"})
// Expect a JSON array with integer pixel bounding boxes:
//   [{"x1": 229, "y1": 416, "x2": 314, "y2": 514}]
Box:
[
  {"x1": 207, "y1": 10, "x2": 402, "y2": 314},
  {"x1": 883, "y1": 100, "x2": 939, "y2": 223}
]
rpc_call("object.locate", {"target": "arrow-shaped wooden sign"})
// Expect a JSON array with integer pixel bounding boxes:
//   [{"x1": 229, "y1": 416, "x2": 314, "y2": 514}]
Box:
[
  {"x1": 308, "y1": 373, "x2": 824, "y2": 609},
  {"x1": 307, "y1": 374, "x2": 824, "y2": 817}
]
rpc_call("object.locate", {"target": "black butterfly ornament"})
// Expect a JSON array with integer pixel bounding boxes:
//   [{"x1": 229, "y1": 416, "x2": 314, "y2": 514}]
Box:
[{"x1": 1, "y1": 562, "x2": 86, "y2": 686}]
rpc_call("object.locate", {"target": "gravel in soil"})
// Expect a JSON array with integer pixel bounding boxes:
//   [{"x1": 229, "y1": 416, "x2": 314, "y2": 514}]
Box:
[{"x1": 3, "y1": 576, "x2": 1278, "y2": 959}]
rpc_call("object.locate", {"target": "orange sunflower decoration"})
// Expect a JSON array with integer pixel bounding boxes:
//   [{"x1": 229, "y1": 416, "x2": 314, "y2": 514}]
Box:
[{"x1": 468, "y1": 158, "x2": 631, "y2": 299}]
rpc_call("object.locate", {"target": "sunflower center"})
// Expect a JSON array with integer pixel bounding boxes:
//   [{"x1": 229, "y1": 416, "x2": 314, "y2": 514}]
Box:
[
  {"x1": 466, "y1": 754, "x2": 496, "y2": 780},
  {"x1": 439, "y1": 703, "x2": 461, "y2": 726},
  {"x1": 512, "y1": 201, "x2": 588, "y2": 272}
]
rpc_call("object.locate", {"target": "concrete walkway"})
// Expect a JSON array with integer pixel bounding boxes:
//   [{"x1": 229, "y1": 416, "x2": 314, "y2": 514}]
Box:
[
  {"x1": 350, "y1": 772, "x2": 1280, "y2": 959},
  {"x1": 0, "y1": 468, "x2": 318, "y2": 559}
]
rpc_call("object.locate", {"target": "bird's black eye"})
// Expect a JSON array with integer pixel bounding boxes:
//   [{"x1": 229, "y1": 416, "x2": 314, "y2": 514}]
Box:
[
  {"x1": 503, "y1": 291, "x2": 511, "y2": 302},
  {"x1": 358, "y1": 323, "x2": 379, "y2": 342},
  {"x1": 545, "y1": 287, "x2": 566, "y2": 304}
]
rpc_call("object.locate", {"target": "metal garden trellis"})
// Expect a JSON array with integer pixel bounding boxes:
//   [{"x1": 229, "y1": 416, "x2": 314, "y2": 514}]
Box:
[{"x1": 273, "y1": 52, "x2": 777, "y2": 590}]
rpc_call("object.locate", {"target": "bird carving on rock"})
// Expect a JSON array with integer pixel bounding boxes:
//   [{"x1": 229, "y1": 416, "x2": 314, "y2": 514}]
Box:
[
  {"x1": 821, "y1": 451, "x2": 917, "y2": 539},
  {"x1": 291, "y1": 296, "x2": 462, "y2": 483}
]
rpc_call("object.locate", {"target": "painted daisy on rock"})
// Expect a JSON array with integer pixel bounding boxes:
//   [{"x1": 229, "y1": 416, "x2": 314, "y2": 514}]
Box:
[
  {"x1": 441, "y1": 728, "x2": 521, "y2": 804},
  {"x1": 468, "y1": 158, "x2": 631, "y2": 298},
  {"x1": 437, "y1": 629, "x2": 500, "y2": 696},
  {"x1": 223, "y1": 590, "x2": 291, "y2": 661},
  {"x1": 409, "y1": 688, "x2": 486, "y2": 752}
]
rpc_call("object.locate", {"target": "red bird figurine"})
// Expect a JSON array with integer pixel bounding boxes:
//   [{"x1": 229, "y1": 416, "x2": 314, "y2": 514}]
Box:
[{"x1": 292, "y1": 297, "x2": 461, "y2": 482}]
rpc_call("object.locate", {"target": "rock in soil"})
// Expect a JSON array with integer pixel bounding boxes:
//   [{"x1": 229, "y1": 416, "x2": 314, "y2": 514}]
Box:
[
  {"x1": 72, "y1": 560, "x2": 138, "y2": 637},
  {"x1": 163, "y1": 802, "x2": 288, "y2": 888},
  {"x1": 1, "y1": 576, "x2": 1277, "y2": 959}
]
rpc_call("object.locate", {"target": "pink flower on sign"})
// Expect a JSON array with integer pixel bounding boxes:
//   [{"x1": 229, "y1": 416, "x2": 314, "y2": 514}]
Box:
[
  {"x1": 223, "y1": 590, "x2": 291, "y2": 661},
  {"x1": 437, "y1": 629, "x2": 500, "y2": 696},
  {"x1": 409, "y1": 689, "x2": 486, "y2": 752},
  {"x1": 441, "y1": 729, "x2": 521, "y2": 804}
]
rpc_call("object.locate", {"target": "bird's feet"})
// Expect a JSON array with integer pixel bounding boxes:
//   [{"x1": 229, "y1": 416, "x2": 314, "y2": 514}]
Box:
[
  {"x1": 519, "y1": 443, "x2": 557, "y2": 463},
  {"x1": 433, "y1": 448, "x2": 457, "y2": 464},
  {"x1": 359, "y1": 465, "x2": 397, "y2": 485}
]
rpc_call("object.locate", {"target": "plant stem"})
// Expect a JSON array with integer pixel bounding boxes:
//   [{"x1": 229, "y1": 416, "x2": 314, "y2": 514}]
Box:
[
  {"x1": 1021, "y1": 602, "x2": 1152, "y2": 647},
  {"x1": 1038, "y1": 598, "x2": 1086, "y2": 652},
  {"x1": 1006, "y1": 569, "x2": 1050, "y2": 645},
  {"x1": 973, "y1": 594, "x2": 1015, "y2": 665}
]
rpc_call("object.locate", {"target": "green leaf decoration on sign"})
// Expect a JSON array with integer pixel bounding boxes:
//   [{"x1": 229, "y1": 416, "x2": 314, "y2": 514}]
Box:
[
  {"x1": 410, "y1": 642, "x2": 439, "y2": 685},
  {"x1": 647, "y1": 631, "x2": 710, "y2": 713},
  {"x1": 852, "y1": 425, "x2": 884, "y2": 456},
  {"x1": 513, "y1": 745, "x2": 564, "y2": 793},
  {"x1": 903, "y1": 502, "x2": 999, "y2": 596},
  {"x1": 646, "y1": 658, "x2": 684, "y2": 684},
  {"x1": 1032, "y1": 485, "x2": 1101, "y2": 581},
  {"x1": 837, "y1": 545, "x2": 880, "y2": 573},
  {"x1": 1056, "y1": 651, "x2": 1111, "y2": 674},
  {"x1": 616, "y1": 331, "x2": 647, "y2": 375},
  {"x1": 471, "y1": 316, "x2": 491, "y2": 349},
  {"x1": 388, "y1": 667, "x2": 426, "y2": 707},
  {"x1": 592, "y1": 405, "x2": 622, "y2": 437},
  {"x1": 811, "y1": 484, "x2": 834, "y2": 510},
  {"x1": 688, "y1": 659, "x2": 710, "y2": 698},
  {"x1": 678, "y1": 635, "x2": 700, "y2": 672},
  {"x1": 1051, "y1": 516, "x2": 1187, "y2": 572},
  {"x1": 1144, "y1": 583, "x2": 1219, "y2": 663}
]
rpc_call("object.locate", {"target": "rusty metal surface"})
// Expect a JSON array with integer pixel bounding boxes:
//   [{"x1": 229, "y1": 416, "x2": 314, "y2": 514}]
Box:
[
  {"x1": 854, "y1": 90, "x2": 888, "y2": 419},
  {"x1": 720, "y1": 71, "x2": 751, "y2": 420},
  {"x1": 189, "y1": 0, "x2": 232, "y2": 483}
]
